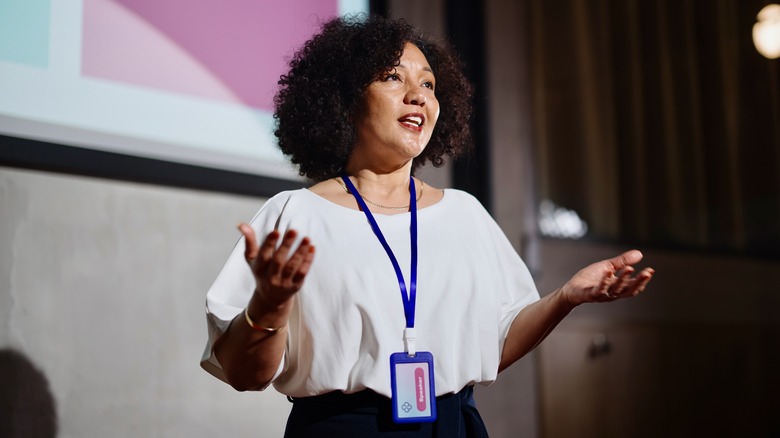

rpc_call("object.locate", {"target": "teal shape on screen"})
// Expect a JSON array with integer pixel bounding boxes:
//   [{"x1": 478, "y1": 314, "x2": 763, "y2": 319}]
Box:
[{"x1": 0, "y1": 0, "x2": 51, "y2": 68}]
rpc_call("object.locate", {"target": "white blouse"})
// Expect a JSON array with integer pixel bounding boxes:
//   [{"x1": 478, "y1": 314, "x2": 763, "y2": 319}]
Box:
[{"x1": 201, "y1": 188, "x2": 539, "y2": 398}]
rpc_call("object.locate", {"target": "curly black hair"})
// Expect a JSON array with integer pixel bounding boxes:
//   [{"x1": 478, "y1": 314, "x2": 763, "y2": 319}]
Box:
[{"x1": 273, "y1": 15, "x2": 474, "y2": 182}]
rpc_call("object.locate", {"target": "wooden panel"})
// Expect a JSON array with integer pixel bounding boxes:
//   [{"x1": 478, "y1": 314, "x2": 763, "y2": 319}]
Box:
[
  {"x1": 538, "y1": 321, "x2": 780, "y2": 437},
  {"x1": 539, "y1": 323, "x2": 660, "y2": 438}
]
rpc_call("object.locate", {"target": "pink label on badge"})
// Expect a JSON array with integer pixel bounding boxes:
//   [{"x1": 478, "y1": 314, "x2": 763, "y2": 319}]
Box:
[{"x1": 415, "y1": 367, "x2": 426, "y2": 411}]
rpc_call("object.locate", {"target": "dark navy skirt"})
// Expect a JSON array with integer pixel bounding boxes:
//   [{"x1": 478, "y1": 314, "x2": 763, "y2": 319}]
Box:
[{"x1": 283, "y1": 386, "x2": 489, "y2": 437}]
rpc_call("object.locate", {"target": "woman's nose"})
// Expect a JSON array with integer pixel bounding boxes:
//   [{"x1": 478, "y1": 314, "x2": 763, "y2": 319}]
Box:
[{"x1": 404, "y1": 89, "x2": 426, "y2": 107}]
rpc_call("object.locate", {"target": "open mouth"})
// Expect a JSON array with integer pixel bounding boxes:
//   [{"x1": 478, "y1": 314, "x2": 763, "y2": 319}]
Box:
[{"x1": 399, "y1": 114, "x2": 425, "y2": 130}]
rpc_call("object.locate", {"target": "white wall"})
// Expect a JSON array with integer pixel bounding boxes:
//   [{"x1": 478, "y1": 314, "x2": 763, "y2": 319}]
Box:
[{"x1": 0, "y1": 166, "x2": 290, "y2": 437}]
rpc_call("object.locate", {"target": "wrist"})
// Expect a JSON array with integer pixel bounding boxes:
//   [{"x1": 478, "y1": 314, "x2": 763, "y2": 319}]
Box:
[
  {"x1": 246, "y1": 290, "x2": 293, "y2": 329},
  {"x1": 244, "y1": 307, "x2": 287, "y2": 333},
  {"x1": 556, "y1": 286, "x2": 578, "y2": 311}
]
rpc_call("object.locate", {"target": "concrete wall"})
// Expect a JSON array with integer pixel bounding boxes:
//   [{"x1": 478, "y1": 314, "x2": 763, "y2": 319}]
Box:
[{"x1": 0, "y1": 166, "x2": 291, "y2": 437}]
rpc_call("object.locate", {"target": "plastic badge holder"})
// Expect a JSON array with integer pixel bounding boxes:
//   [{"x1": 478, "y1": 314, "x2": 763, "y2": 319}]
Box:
[{"x1": 389, "y1": 351, "x2": 437, "y2": 423}]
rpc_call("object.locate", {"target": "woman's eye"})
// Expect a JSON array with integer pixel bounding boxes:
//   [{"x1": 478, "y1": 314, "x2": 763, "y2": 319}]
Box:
[
  {"x1": 383, "y1": 73, "x2": 401, "y2": 81},
  {"x1": 423, "y1": 81, "x2": 435, "y2": 90}
]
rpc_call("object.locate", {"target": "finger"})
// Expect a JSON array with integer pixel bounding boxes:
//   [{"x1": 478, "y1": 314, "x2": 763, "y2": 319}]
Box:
[
  {"x1": 608, "y1": 266, "x2": 635, "y2": 297},
  {"x1": 597, "y1": 269, "x2": 617, "y2": 298},
  {"x1": 607, "y1": 250, "x2": 643, "y2": 271},
  {"x1": 239, "y1": 223, "x2": 261, "y2": 262},
  {"x1": 256, "y1": 229, "x2": 282, "y2": 265},
  {"x1": 280, "y1": 237, "x2": 312, "y2": 281},
  {"x1": 268, "y1": 229, "x2": 298, "y2": 276},
  {"x1": 291, "y1": 245, "x2": 316, "y2": 287},
  {"x1": 625, "y1": 268, "x2": 655, "y2": 296}
]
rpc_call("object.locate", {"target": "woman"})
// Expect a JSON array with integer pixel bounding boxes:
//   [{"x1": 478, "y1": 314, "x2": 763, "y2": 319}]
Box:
[{"x1": 201, "y1": 15, "x2": 654, "y2": 437}]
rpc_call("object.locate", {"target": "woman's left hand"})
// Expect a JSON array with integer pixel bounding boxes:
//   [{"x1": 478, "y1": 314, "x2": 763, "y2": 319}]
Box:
[{"x1": 560, "y1": 250, "x2": 654, "y2": 307}]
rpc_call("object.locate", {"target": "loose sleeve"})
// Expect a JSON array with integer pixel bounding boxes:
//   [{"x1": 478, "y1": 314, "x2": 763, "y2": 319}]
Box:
[
  {"x1": 477, "y1": 201, "x2": 540, "y2": 356},
  {"x1": 199, "y1": 193, "x2": 292, "y2": 386}
]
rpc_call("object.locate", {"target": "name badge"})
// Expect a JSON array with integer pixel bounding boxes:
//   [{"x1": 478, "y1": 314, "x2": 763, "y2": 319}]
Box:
[{"x1": 389, "y1": 352, "x2": 436, "y2": 423}]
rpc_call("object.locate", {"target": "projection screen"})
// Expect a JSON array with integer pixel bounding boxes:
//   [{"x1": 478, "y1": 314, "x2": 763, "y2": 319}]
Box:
[{"x1": 0, "y1": 0, "x2": 369, "y2": 183}]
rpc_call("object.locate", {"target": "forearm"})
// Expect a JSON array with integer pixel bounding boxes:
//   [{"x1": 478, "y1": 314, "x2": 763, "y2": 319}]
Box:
[
  {"x1": 213, "y1": 292, "x2": 293, "y2": 391},
  {"x1": 498, "y1": 288, "x2": 575, "y2": 372}
]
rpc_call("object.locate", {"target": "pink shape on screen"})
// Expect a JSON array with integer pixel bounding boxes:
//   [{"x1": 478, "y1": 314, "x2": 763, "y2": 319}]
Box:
[{"x1": 82, "y1": 0, "x2": 339, "y2": 110}]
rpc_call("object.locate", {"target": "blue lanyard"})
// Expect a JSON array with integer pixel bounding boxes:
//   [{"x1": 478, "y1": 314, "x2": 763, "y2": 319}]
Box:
[{"x1": 341, "y1": 174, "x2": 418, "y2": 330}]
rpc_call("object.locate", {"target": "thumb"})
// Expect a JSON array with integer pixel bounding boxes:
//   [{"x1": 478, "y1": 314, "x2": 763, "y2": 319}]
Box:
[
  {"x1": 607, "y1": 250, "x2": 643, "y2": 270},
  {"x1": 238, "y1": 223, "x2": 259, "y2": 261}
]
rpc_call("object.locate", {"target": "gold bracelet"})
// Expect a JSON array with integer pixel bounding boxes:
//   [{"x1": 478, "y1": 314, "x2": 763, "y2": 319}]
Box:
[{"x1": 244, "y1": 308, "x2": 286, "y2": 333}]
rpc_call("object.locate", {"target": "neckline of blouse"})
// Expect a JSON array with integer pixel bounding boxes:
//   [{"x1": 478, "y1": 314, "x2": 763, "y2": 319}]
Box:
[{"x1": 301, "y1": 187, "x2": 450, "y2": 218}]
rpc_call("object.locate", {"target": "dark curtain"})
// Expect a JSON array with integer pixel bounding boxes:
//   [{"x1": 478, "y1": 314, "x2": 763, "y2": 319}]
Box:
[{"x1": 528, "y1": 0, "x2": 780, "y2": 257}]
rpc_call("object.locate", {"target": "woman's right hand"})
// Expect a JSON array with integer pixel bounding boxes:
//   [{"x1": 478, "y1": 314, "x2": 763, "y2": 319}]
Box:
[
  {"x1": 214, "y1": 224, "x2": 315, "y2": 391},
  {"x1": 238, "y1": 223, "x2": 316, "y2": 306}
]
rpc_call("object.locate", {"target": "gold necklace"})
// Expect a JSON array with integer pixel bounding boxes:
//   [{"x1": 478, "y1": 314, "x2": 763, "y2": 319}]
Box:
[{"x1": 334, "y1": 177, "x2": 424, "y2": 211}]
